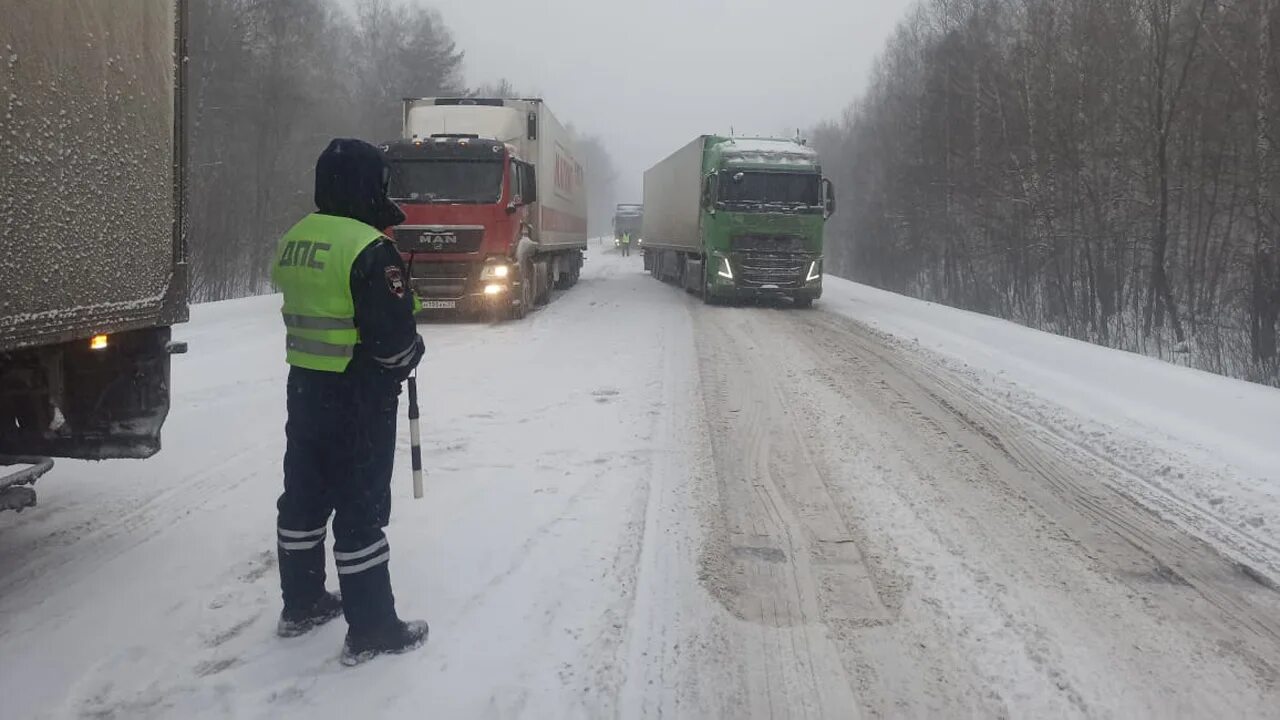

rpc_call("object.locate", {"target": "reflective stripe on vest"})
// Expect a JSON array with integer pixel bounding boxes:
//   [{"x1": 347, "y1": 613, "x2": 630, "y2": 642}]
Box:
[
  {"x1": 272, "y1": 213, "x2": 385, "y2": 372},
  {"x1": 282, "y1": 313, "x2": 357, "y2": 331},
  {"x1": 286, "y1": 335, "x2": 355, "y2": 359}
]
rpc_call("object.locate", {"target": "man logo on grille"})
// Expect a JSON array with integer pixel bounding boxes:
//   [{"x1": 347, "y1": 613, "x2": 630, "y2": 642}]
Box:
[{"x1": 422, "y1": 232, "x2": 457, "y2": 250}]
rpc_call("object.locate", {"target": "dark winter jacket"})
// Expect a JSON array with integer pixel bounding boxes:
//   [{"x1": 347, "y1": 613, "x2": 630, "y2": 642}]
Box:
[{"x1": 313, "y1": 138, "x2": 423, "y2": 383}]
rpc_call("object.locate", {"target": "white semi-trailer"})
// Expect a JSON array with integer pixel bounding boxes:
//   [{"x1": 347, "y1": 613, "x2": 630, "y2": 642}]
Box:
[
  {"x1": 386, "y1": 98, "x2": 589, "y2": 319},
  {"x1": 0, "y1": 0, "x2": 189, "y2": 510}
]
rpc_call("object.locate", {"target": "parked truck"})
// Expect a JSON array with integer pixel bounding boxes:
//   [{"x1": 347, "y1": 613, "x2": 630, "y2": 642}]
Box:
[
  {"x1": 613, "y1": 203, "x2": 643, "y2": 248},
  {"x1": 641, "y1": 136, "x2": 835, "y2": 307},
  {"x1": 0, "y1": 0, "x2": 189, "y2": 510},
  {"x1": 383, "y1": 98, "x2": 588, "y2": 320}
]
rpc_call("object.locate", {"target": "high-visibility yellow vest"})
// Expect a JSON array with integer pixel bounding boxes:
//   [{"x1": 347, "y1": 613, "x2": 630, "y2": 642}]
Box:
[{"x1": 272, "y1": 213, "x2": 384, "y2": 372}]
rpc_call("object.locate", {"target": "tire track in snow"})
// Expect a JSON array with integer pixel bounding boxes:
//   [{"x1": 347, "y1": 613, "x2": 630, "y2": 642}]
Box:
[
  {"x1": 691, "y1": 307, "x2": 885, "y2": 719},
  {"x1": 774, "y1": 307, "x2": 1280, "y2": 711},
  {"x1": 0, "y1": 432, "x2": 277, "y2": 624},
  {"x1": 802, "y1": 311, "x2": 1280, "y2": 652}
]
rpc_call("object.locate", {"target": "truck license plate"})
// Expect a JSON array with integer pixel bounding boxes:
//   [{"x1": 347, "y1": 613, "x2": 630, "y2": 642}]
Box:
[{"x1": 421, "y1": 300, "x2": 457, "y2": 310}]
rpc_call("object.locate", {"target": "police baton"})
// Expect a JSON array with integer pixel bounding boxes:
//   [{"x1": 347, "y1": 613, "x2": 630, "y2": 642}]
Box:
[{"x1": 407, "y1": 370, "x2": 424, "y2": 499}]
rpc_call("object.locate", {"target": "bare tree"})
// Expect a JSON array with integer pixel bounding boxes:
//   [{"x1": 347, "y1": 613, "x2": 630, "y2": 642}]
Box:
[
  {"x1": 573, "y1": 133, "x2": 620, "y2": 238},
  {"x1": 819, "y1": 0, "x2": 1280, "y2": 385},
  {"x1": 186, "y1": 0, "x2": 465, "y2": 302}
]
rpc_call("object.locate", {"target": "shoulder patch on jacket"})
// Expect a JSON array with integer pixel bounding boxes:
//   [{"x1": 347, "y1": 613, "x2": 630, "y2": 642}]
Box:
[{"x1": 385, "y1": 266, "x2": 406, "y2": 299}]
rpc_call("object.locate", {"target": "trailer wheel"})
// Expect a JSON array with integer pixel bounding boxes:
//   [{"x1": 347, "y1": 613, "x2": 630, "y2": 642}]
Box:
[
  {"x1": 553, "y1": 253, "x2": 582, "y2": 290},
  {"x1": 553, "y1": 262, "x2": 572, "y2": 291}
]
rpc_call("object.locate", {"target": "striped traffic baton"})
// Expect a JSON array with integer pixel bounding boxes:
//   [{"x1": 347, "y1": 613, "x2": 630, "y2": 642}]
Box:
[{"x1": 407, "y1": 371, "x2": 424, "y2": 499}]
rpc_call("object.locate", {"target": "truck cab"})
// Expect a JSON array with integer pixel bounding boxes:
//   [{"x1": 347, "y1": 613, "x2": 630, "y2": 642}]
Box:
[
  {"x1": 643, "y1": 136, "x2": 836, "y2": 308},
  {"x1": 389, "y1": 98, "x2": 587, "y2": 320},
  {"x1": 613, "y1": 203, "x2": 644, "y2": 247},
  {"x1": 699, "y1": 138, "x2": 834, "y2": 306},
  {"x1": 384, "y1": 136, "x2": 538, "y2": 316}
]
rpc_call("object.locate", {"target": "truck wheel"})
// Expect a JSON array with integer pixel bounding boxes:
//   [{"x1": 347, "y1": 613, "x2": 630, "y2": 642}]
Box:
[
  {"x1": 508, "y1": 263, "x2": 531, "y2": 320},
  {"x1": 793, "y1": 297, "x2": 814, "y2": 309},
  {"x1": 534, "y1": 260, "x2": 552, "y2": 306},
  {"x1": 701, "y1": 275, "x2": 719, "y2": 305},
  {"x1": 508, "y1": 291, "x2": 528, "y2": 320}
]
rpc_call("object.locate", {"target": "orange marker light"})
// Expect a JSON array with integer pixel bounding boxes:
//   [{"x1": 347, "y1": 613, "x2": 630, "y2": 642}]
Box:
[{"x1": 89, "y1": 334, "x2": 109, "y2": 351}]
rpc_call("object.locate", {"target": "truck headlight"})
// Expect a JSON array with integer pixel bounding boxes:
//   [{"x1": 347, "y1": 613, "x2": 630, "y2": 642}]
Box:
[
  {"x1": 806, "y1": 260, "x2": 822, "y2": 282},
  {"x1": 481, "y1": 263, "x2": 510, "y2": 280},
  {"x1": 717, "y1": 255, "x2": 734, "y2": 280}
]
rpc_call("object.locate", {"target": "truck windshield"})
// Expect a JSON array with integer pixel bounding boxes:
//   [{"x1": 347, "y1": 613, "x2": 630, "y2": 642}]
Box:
[
  {"x1": 389, "y1": 160, "x2": 504, "y2": 204},
  {"x1": 614, "y1": 215, "x2": 642, "y2": 234},
  {"x1": 718, "y1": 171, "x2": 821, "y2": 210}
]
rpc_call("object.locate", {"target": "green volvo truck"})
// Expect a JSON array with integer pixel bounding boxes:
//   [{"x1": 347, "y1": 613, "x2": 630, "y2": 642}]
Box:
[{"x1": 641, "y1": 136, "x2": 834, "y2": 307}]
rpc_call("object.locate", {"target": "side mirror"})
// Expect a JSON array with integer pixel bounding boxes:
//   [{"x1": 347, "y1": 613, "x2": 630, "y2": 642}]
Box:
[
  {"x1": 822, "y1": 178, "x2": 836, "y2": 218},
  {"x1": 523, "y1": 165, "x2": 538, "y2": 205},
  {"x1": 701, "y1": 173, "x2": 717, "y2": 214},
  {"x1": 527, "y1": 112, "x2": 538, "y2": 141}
]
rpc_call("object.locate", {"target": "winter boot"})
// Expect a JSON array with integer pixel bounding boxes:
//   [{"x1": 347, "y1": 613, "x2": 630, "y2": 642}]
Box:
[
  {"x1": 277, "y1": 591, "x2": 343, "y2": 638},
  {"x1": 340, "y1": 619, "x2": 429, "y2": 666}
]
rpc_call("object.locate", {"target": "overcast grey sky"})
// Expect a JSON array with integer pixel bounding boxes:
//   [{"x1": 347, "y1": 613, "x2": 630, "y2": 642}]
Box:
[{"x1": 421, "y1": 0, "x2": 918, "y2": 201}]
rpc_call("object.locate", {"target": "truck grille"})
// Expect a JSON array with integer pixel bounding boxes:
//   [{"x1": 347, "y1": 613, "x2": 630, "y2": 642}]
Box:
[
  {"x1": 730, "y1": 234, "x2": 807, "y2": 253},
  {"x1": 736, "y1": 252, "x2": 808, "y2": 289},
  {"x1": 395, "y1": 226, "x2": 484, "y2": 254},
  {"x1": 410, "y1": 261, "x2": 472, "y2": 299}
]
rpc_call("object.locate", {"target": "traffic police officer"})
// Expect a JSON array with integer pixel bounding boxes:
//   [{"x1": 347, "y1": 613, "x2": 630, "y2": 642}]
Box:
[{"x1": 271, "y1": 138, "x2": 427, "y2": 666}]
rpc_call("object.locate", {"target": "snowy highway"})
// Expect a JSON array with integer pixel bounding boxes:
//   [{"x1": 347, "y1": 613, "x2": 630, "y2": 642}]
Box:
[{"x1": 3, "y1": 249, "x2": 1280, "y2": 718}]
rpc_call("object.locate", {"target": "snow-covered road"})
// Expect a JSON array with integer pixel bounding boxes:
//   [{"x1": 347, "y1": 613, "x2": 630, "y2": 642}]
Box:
[{"x1": 3, "y1": 250, "x2": 1279, "y2": 718}]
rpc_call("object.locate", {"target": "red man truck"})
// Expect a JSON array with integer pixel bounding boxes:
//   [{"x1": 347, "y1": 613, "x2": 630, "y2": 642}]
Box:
[{"x1": 383, "y1": 98, "x2": 589, "y2": 320}]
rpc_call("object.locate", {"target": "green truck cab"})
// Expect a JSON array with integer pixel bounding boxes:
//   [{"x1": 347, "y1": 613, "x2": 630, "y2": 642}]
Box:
[{"x1": 642, "y1": 136, "x2": 835, "y2": 307}]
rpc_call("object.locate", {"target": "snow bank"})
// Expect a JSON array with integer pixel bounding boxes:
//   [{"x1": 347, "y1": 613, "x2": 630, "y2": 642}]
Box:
[{"x1": 821, "y1": 277, "x2": 1280, "y2": 553}]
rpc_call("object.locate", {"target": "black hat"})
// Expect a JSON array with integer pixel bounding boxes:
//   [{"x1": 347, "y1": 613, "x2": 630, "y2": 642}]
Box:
[{"x1": 314, "y1": 138, "x2": 406, "y2": 230}]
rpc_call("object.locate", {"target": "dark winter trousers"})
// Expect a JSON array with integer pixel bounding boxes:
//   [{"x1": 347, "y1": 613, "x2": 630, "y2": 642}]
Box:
[{"x1": 277, "y1": 366, "x2": 401, "y2": 635}]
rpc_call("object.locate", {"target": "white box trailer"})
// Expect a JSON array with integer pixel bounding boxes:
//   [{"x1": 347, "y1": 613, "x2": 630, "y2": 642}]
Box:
[
  {"x1": 641, "y1": 136, "x2": 708, "y2": 253},
  {"x1": 0, "y1": 0, "x2": 189, "y2": 506},
  {"x1": 402, "y1": 98, "x2": 588, "y2": 252}
]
